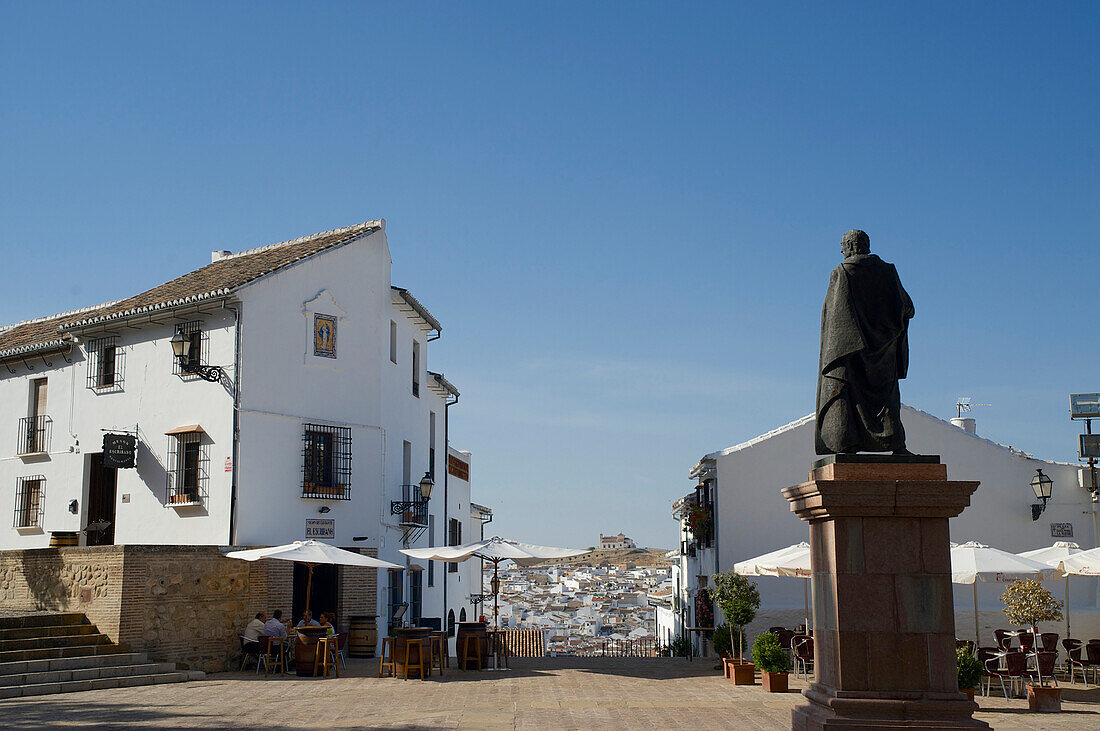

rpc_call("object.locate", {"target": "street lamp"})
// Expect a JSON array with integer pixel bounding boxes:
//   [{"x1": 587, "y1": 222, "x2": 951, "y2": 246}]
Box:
[
  {"x1": 170, "y1": 331, "x2": 224, "y2": 382},
  {"x1": 418, "y1": 471, "x2": 435, "y2": 501},
  {"x1": 1030, "y1": 469, "x2": 1053, "y2": 521}
]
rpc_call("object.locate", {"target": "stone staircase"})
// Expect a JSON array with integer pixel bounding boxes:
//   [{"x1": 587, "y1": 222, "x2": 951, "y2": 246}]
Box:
[{"x1": 0, "y1": 613, "x2": 203, "y2": 699}]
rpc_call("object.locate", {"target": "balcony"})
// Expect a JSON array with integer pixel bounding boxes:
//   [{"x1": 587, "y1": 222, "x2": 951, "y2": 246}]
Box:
[
  {"x1": 396, "y1": 484, "x2": 428, "y2": 526},
  {"x1": 17, "y1": 415, "x2": 51, "y2": 458}
]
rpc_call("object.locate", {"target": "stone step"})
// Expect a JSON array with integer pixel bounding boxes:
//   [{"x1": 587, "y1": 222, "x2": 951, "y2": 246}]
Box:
[
  {"x1": 0, "y1": 670, "x2": 205, "y2": 700},
  {"x1": 0, "y1": 642, "x2": 130, "y2": 664},
  {"x1": 0, "y1": 662, "x2": 178, "y2": 687},
  {"x1": 0, "y1": 633, "x2": 112, "y2": 652},
  {"x1": 0, "y1": 624, "x2": 99, "y2": 642},
  {"x1": 0, "y1": 652, "x2": 150, "y2": 677},
  {"x1": 0, "y1": 614, "x2": 87, "y2": 631}
]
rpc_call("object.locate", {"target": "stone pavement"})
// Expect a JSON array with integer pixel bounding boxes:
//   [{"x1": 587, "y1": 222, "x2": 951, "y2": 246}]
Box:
[{"x1": 2, "y1": 656, "x2": 1098, "y2": 729}]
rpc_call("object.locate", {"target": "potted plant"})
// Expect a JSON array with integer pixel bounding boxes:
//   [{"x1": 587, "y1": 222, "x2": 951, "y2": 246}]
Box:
[
  {"x1": 1000, "y1": 578, "x2": 1064, "y2": 712},
  {"x1": 710, "y1": 570, "x2": 761, "y2": 684},
  {"x1": 956, "y1": 647, "x2": 983, "y2": 702},
  {"x1": 713, "y1": 623, "x2": 737, "y2": 677},
  {"x1": 685, "y1": 501, "x2": 712, "y2": 541},
  {"x1": 753, "y1": 633, "x2": 792, "y2": 692}
]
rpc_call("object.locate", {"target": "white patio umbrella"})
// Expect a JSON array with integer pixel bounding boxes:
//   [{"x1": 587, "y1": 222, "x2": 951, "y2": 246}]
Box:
[
  {"x1": 1057, "y1": 544, "x2": 1100, "y2": 576},
  {"x1": 402, "y1": 536, "x2": 586, "y2": 630},
  {"x1": 225, "y1": 540, "x2": 401, "y2": 615},
  {"x1": 950, "y1": 541, "x2": 1058, "y2": 646},
  {"x1": 1019, "y1": 541, "x2": 1081, "y2": 639},
  {"x1": 734, "y1": 542, "x2": 813, "y2": 632}
]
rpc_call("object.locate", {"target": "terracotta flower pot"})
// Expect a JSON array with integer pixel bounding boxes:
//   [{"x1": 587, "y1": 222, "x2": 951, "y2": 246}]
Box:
[
  {"x1": 731, "y1": 662, "x2": 755, "y2": 685},
  {"x1": 1026, "y1": 684, "x2": 1061, "y2": 713},
  {"x1": 762, "y1": 670, "x2": 788, "y2": 693}
]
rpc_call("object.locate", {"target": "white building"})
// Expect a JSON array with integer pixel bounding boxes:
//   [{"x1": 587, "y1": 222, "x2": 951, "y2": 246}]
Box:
[
  {"x1": 600, "y1": 532, "x2": 636, "y2": 549},
  {"x1": 660, "y1": 405, "x2": 1100, "y2": 654},
  {"x1": 0, "y1": 220, "x2": 489, "y2": 642}
]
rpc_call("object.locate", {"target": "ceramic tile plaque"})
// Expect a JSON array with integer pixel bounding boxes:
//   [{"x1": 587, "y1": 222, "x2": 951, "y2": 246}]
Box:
[{"x1": 314, "y1": 314, "x2": 337, "y2": 358}]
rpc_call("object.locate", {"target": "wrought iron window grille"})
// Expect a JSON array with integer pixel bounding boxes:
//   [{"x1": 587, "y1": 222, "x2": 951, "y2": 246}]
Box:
[
  {"x1": 302, "y1": 424, "x2": 352, "y2": 500},
  {"x1": 86, "y1": 336, "x2": 124, "y2": 391},
  {"x1": 14, "y1": 476, "x2": 44, "y2": 528},
  {"x1": 166, "y1": 432, "x2": 208, "y2": 506},
  {"x1": 17, "y1": 415, "x2": 51, "y2": 455}
]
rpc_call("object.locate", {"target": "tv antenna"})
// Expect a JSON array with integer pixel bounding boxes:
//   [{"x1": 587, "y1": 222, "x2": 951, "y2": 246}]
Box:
[{"x1": 956, "y1": 398, "x2": 991, "y2": 418}]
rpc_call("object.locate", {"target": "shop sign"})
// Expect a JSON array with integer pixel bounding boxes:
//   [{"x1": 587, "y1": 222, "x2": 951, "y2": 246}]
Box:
[{"x1": 102, "y1": 433, "x2": 137, "y2": 469}]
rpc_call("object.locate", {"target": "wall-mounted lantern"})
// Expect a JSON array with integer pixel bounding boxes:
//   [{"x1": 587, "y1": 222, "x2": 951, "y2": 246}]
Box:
[
  {"x1": 170, "y1": 331, "x2": 224, "y2": 382},
  {"x1": 1030, "y1": 469, "x2": 1053, "y2": 521}
]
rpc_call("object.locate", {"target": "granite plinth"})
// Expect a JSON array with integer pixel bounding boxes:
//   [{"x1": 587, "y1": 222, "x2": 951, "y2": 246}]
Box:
[{"x1": 783, "y1": 460, "x2": 988, "y2": 730}]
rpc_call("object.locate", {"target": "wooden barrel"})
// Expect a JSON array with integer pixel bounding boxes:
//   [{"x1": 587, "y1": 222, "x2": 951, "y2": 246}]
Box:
[
  {"x1": 394, "y1": 628, "x2": 431, "y2": 678},
  {"x1": 348, "y1": 615, "x2": 378, "y2": 658},
  {"x1": 49, "y1": 532, "x2": 79, "y2": 547},
  {"x1": 456, "y1": 622, "x2": 489, "y2": 668},
  {"x1": 293, "y1": 627, "x2": 326, "y2": 676}
]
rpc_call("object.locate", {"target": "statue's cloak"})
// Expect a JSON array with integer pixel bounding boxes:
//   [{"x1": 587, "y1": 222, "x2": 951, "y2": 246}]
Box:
[{"x1": 815, "y1": 254, "x2": 914, "y2": 454}]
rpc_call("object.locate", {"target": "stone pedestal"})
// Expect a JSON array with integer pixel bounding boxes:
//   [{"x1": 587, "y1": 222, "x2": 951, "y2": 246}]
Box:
[{"x1": 782, "y1": 456, "x2": 989, "y2": 730}]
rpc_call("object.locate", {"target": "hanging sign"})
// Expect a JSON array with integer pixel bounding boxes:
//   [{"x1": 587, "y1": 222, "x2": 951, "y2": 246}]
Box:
[
  {"x1": 305, "y1": 519, "x2": 335, "y2": 539},
  {"x1": 102, "y1": 433, "x2": 137, "y2": 469}
]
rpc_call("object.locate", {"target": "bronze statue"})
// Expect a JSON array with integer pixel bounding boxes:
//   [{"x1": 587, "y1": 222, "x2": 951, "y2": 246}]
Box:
[{"x1": 815, "y1": 230, "x2": 914, "y2": 455}]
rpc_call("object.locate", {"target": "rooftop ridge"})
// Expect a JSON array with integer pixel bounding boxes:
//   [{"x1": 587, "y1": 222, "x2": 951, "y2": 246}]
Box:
[
  {"x1": 220, "y1": 220, "x2": 382, "y2": 261},
  {"x1": 0, "y1": 300, "x2": 124, "y2": 334}
]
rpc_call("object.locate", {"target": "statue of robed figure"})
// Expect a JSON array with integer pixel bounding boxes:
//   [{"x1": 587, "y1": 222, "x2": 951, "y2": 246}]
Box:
[{"x1": 815, "y1": 230, "x2": 914, "y2": 455}]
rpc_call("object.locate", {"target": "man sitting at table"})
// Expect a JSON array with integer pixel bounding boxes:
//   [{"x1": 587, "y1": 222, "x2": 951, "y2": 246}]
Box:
[
  {"x1": 297, "y1": 609, "x2": 321, "y2": 628},
  {"x1": 264, "y1": 609, "x2": 288, "y2": 639},
  {"x1": 243, "y1": 612, "x2": 266, "y2": 653}
]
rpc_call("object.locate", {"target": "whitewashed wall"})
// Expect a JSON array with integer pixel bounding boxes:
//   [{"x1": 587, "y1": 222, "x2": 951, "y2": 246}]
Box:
[
  {"x1": 0, "y1": 310, "x2": 236, "y2": 549},
  {"x1": 698, "y1": 405, "x2": 1099, "y2": 644}
]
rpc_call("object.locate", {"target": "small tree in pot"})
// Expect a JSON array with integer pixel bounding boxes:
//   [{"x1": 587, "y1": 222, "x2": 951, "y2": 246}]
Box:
[
  {"x1": 711, "y1": 570, "x2": 760, "y2": 661},
  {"x1": 956, "y1": 647, "x2": 983, "y2": 702},
  {"x1": 753, "y1": 633, "x2": 792, "y2": 692},
  {"x1": 1001, "y1": 578, "x2": 1064, "y2": 712}
]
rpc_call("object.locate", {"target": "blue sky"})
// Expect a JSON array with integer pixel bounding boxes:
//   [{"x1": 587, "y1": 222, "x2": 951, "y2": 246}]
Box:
[{"x1": 3, "y1": 2, "x2": 1098, "y2": 549}]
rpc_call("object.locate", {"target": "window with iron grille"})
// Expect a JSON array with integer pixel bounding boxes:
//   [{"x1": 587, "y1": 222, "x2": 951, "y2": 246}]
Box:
[
  {"x1": 17, "y1": 416, "x2": 51, "y2": 455},
  {"x1": 302, "y1": 424, "x2": 352, "y2": 499},
  {"x1": 172, "y1": 321, "x2": 207, "y2": 376},
  {"x1": 409, "y1": 570, "x2": 423, "y2": 625},
  {"x1": 14, "y1": 476, "x2": 44, "y2": 528},
  {"x1": 86, "y1": 336, "x2": 124, "y2": 391},
  {"x1": 166, "y1": 432, "x2": 208, "y2": 505}
]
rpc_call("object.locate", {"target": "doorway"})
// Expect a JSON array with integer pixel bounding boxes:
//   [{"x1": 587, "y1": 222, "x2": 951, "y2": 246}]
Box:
[
  {"x1": 86, "y1": 454, "x2": 117, "y2": 546},
  {"x1": 293, "y1": 564, "x2": 338, "y2": 624}
]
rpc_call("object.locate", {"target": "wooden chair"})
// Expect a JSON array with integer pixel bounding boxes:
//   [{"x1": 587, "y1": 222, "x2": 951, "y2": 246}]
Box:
[
  {"x1": 261, "y1": 636, "x2": 286, "y2": 677},
  {"x1": 314, "y1": 636, "x2": 339, "y2": 678},
  {"x1": 378, "y1": 637, "x2": 396, "y2": 677},
  {"x1": 461, "y1": 635, "x2": 483, "y2": 671},
  {"x1": 429, "y1": 634, "x2": 446, "y2": 675},
  {"x1": 403, "y1": 637, "x2": 429, "y2": 680}
]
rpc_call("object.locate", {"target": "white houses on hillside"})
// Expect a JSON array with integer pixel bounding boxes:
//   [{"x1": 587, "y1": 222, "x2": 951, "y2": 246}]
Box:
[
  {"x1": 0, "y1": 220, "x2": 489, "y2": 641},
  {"x1": 659, "y1": 405, "x2": 1099, "y2": 655},
  {"x1": 600, "y1": 533, "x2": 636, "y2": 550}
]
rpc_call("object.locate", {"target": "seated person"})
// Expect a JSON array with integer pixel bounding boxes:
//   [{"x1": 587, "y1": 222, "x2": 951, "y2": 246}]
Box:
[
  {"x1": 297, "y1": 609, "x2": 321, "y2": 628},
  {"x1": 318, "y1": 612, "x2": 335, "y2": 636},
  {"x1": 243, "y1": 612, "x2": 266, "y2": 653},
  {"x1": 264, "y1": 609, "x2": 288, "y2": 639}
]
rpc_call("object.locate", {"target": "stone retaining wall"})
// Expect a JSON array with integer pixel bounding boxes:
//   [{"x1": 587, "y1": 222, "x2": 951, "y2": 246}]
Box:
[{"x1": 0, "y1": 545, "x2": 378, "y2": 672}]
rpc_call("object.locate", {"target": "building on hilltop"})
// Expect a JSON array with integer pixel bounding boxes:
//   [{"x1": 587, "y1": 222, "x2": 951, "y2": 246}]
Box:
[
  {"x1": 658, "y1": 405, "x2": 1100, "y2": 656},
  {"x1": 0, "y1": 220, "x2": 489, "y2": 665},
  {"x1": 599, "y1": 532, "x2": 636, "y2": 550}
]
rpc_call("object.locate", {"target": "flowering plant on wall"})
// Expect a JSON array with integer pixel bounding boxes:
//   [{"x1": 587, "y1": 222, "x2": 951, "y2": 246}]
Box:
[
  {"x1": 685, "y1": 502, "x2": 712, "y2": 540},
  {"x1": 695, "y1": 587, "x2": 714, "y2": 628},
  {"x1": 1001, "y1": 578, "x2": 1063, "y2": 631}
]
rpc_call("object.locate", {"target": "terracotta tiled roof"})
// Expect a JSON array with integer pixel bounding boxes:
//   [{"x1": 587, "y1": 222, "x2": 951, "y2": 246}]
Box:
[{"x1": 0, "y1": 221, "x2": 382, "y2": 360}]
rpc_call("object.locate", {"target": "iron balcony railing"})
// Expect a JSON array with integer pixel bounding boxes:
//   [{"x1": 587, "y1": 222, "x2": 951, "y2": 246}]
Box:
[
  {"x1": 397, "y1": 484, "x2": 428, "y2": 526},
  {"x1": 17, "y1": 415, "x2": 51, "y2": 455}
]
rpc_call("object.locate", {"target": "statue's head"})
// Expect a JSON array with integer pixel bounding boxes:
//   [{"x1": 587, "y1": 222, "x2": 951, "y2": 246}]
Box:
[{"x1": 840, "y1": 229, "x2": 870, "y2": 258}]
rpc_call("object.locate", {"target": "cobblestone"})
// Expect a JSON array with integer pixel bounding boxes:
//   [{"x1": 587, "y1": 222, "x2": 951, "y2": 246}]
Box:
[{"x1": 1, "y1": 657, "x2": 1098, "y2": 729}]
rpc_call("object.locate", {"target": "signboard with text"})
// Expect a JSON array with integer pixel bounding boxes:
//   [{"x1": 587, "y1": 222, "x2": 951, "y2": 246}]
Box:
[
  {"x1": 305, "y1": 519, "x2": 335, "y2": 539},
  {"x1": 1051, "y1": 522, "x2": 1073, "y2": 538},
  {"x1": 101, "y1": 433, "x2": 137, "y2": 469}
]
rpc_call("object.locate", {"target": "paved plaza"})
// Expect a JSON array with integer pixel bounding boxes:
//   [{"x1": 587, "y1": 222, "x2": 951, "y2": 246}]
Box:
[{"x1": 3, "y1": 657, "x2": 1099, "y2": 729}]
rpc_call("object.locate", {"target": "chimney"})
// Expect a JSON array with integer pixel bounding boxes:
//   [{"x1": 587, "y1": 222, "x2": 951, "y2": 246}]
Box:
[
  {"x1": 951, "y1": 417, "x2": 976, "y2": 435},
  {"x1": 211, "y1": 250, "x2": 232, "y2": 262}
]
